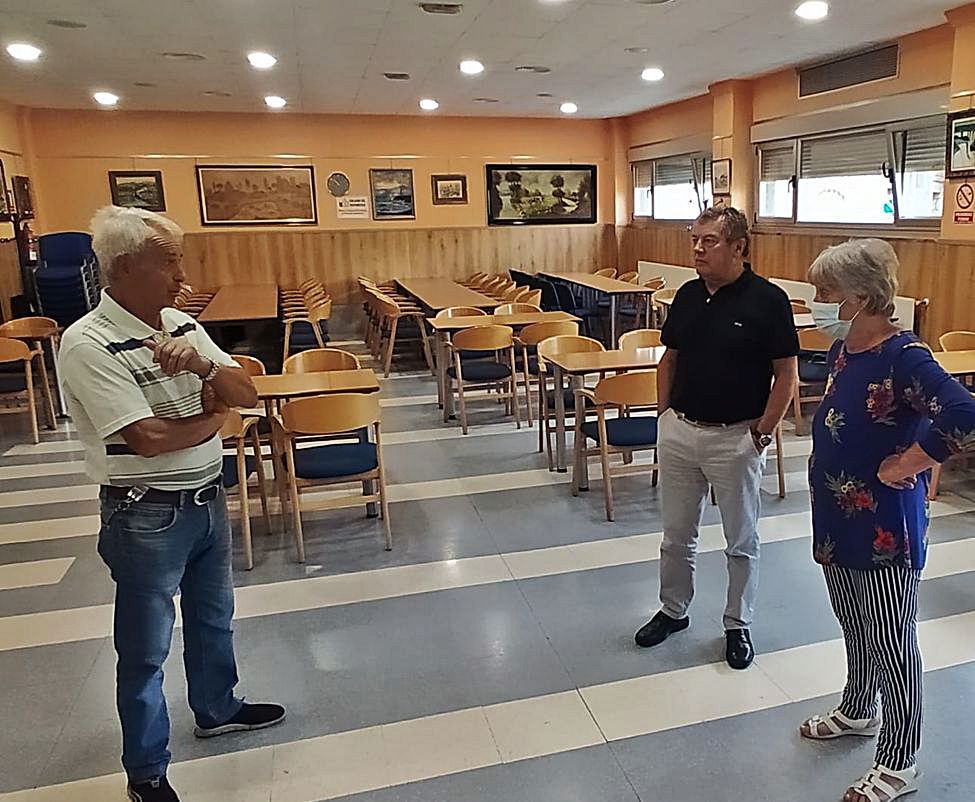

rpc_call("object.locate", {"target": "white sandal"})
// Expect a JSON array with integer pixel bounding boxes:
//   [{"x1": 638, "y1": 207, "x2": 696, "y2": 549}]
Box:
[
  {"x1": 800, "y1": 709, "x2": 881, "y2": 740},
  {"x1": 844, "y1": 764, "x2": 920, "y2": 802}
]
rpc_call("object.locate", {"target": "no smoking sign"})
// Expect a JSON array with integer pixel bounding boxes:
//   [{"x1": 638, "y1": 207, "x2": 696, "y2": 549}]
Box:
[{"x1": 957, "y1": 183, "x2": 975, "y2": 210}]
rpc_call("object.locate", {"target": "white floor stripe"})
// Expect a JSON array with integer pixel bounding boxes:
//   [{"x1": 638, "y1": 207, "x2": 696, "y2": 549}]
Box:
[
  {"x1": 0, "y1": 557, "x2": 74, "y2": 591},
  {"x1": 1, "y1": 497, "x2": 972, "y2": 653},
  {"x1": 379, "y1": 394, "x2": 439, "y2": 408},
  {"x1": 5, "y1": 609, "x2": 975, "y2": 801},
  {"x1": 0, "y1": 461, "x2": 87, "y2": 481}
]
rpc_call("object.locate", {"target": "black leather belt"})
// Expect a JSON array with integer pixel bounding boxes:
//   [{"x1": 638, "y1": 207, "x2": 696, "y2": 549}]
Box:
[
  {"x1": 101, "y1": 479, "x2": 222, "y2": 507},
  {"x1": 674, "y1": 411, "x2": 749, "y2": 429}
]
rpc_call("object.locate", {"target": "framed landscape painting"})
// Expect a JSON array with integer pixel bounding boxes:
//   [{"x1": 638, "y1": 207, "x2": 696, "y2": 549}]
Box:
[
  {"x1": 431, "y1": 174, "x2": 468, "y2": 205},
  {"x1": 486, "y1": 164, "x2": 596, "y2": 225},
  {"x1": 109, "y1": 171, "x2": 166, "y2": 211},
  {"x1": 196, "y1": 165, "x2": 317, "y2": 225},
  {"x1": 370, "y1": 168, "x2": 416, "y2": 220}
]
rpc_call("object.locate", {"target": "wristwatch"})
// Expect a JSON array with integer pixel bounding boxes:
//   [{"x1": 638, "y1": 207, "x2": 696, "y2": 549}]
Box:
[
  {"x1": 751, "y1": 428, "x2": 774, "y2": 449},
  {"x1": 201, "y1": 358, "x2": 221, "y2": 382}
]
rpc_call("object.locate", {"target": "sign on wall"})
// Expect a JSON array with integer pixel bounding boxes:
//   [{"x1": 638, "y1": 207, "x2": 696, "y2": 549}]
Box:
[{"x1": 337, "y1": 196, "x2": 369, "y2": 219}]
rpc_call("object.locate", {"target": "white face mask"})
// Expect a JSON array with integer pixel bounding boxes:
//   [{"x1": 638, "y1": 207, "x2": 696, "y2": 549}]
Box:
[{"x1": 810, "y1": 299, "x2": 858, "y2": 340}]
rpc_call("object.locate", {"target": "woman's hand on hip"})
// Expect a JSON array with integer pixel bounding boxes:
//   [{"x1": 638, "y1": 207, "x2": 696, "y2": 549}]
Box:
[{"x1": 877, "y1": 454, "x2": 917, "y2": 490}]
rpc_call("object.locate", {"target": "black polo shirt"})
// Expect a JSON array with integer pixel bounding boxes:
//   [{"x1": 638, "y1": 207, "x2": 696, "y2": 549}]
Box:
[{"x1": 661, "y1": 268, "x2": 799, "y2": 424}]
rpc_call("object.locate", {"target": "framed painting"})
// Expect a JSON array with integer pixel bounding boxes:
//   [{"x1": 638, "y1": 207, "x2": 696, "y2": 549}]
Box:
[
  {"x1": 196, "y1": 165, "x2": 318, "y2": 225},
  {"x1": 947, "y1": 110, "x2": 975, "y2": 179},
  {"x1": 431, "y1": 174, "x2": 468, "y2": 205},
  {"x1": 109, "y1": 170, "x2": 166, "y2": 211},
  {"x1": 711, "y1": 159, "x2": 732, "y2": 195},
  {"x1": 12, "y1": 175, "x2": 34, "y2": 219},
  {"x1": 486, "y1": 164, "x2": 596, "y2": 225},
  {"x1": 370, "y1": 168, "x2": 415, "y2": 220}
]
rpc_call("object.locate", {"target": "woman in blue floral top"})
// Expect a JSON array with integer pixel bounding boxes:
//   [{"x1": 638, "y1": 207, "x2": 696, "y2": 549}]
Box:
[{"x1": 799, "y1": 239, "x2": 975, "y2": 802}]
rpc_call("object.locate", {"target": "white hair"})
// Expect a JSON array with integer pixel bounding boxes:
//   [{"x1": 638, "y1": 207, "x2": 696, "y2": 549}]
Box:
[
  {"x1": 90, "y1": 205, "x2": 183, "y2": 284},
  {"x1": 807, "y1": 238, "x2": 899, "y2": 317}
]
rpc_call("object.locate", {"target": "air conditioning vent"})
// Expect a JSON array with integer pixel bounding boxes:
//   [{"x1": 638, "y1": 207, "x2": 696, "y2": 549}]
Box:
[{"x1": 798, "y1": 44, "x2": 899, "y2": 98}]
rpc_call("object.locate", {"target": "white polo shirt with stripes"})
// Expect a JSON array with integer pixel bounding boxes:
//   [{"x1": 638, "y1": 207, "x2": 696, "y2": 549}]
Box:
[{"x1": 59, "y1": 291, "x2": 238, "y2": 491}]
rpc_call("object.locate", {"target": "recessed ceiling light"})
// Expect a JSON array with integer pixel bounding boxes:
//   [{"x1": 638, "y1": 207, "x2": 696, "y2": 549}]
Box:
[
  {"x1": 162, "y1": 51, "x2": 206, "y2": 61},
  {"x1": 384, "y1": 72, "x2": 411, "y2": 81},
  {"x1": 47, "y1": 19, "x2": 87, "y2": 29},
  {"x1": 419, "y1": 98, "x2": 440, "y2": 111},
  {"x1": 460, "y1": 59, "x2": 484, "y2": 75},
  {"x1": 560, "y1": 101, "x2": 578, "y2": 114},
  {"x1": 795, "y1": 1, "x2": 829, "y2": 21},
  {"x1": 93, "y1": 91, "x2": 119, "y2": 107},
  {"x1": 6, "y1": 43, "x2": 42, "y2": 62},
  {"x1": 641, "y1": 67, "x2": 665, "y2": 82},
  {"x1": 248, "y1": 51, "x2": 277, "y2": 69},
  {"x1": 515, "y1": 65, "x2": 551, "y2": 74},
  {"x1": 625, "y1": 47, "x2": 650, "y2": 55},
  {"x1": 419, "y1": 2, "x2": 463, "y2": 13},
  {"x1": 473, "y1": 97, "x2": 500, "y2": 103},
  {"x1": 264, "y1": 95, "x2": 287, "y2": 109}
]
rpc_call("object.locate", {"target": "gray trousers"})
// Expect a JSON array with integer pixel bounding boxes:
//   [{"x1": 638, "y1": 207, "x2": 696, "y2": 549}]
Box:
[{"x1": 657, "y1": 409, "x2": 766, "y2": 630}]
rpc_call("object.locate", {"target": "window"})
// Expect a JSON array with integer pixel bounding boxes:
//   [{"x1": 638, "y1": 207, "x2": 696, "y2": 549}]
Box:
[
  {"x1": 631, "y1": 153, "x2": 711, "y2": 221},
  {"x1": 756, "y1": 117, "x2": 945, "y2": 228}
]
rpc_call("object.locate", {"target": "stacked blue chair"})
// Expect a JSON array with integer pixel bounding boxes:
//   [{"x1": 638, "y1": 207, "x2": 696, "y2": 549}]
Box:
[{"x1": 33, "y1": 232, "x2": 100, "y2": 327}]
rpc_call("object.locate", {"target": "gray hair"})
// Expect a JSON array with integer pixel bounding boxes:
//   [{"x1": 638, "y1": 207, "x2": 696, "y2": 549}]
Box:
[
  {"x1": 807, "y1": 238, "x2": 899, "y2": 317},
  {"x1": 91, "y1": 205, "x2": 183, "y2": 284}
]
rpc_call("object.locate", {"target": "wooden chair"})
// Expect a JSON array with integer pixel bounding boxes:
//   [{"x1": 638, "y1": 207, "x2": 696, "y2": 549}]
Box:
[
  {"x1": 939, "y1": 331, "x2": 975, "y2": 352},
  {"x1": 462, "y1": 272, "x2": 488, "y2": 287},
  {"x1": 572, "y1": 371, "x2": 660, "y2": 521},
  {"x1": 435, "y1": 307, "x2": 487, "y2": 319},
  {"x1": 495, "y1": 303, "x2": 542, "y2": 316},
  {"x1": 515, "y1": 321, "x2": 580, "y2": 427},
  {"x1": 0, "y1": 337, "x2": 49, "y2": 444},
  {"x1": 651, "y1": 288, "x2": 678, "y2": 328},
  {"x1": 283, "y1": 348, "x2": 360, "y2": 373},
  {"x1": 219, "y1": 410, "x2": 272, "y2": 570},
  {"x1": 0, "y1": 316, "x2": 61, "y2": 422},
  {"x1": 371, "y1": 292, "x2": 435, "y2": 377},
  {"x1": 501, "y1": 285, "x2": 525, "y2": 302},
  {"x1": 516, "y1": 288, "x2": 543, "y2": 306},
  {"x1": 231, "y1": 354, "x2": 267, "y2": 377},
  {"x1": 282, "y1": 298, "x2": 332, "y2": 362},
  {"x1": 536, "y1": 334, "x2": 605, "y2": 470},
  {"x1": 445, "y1": 325, "x2": 521, "y2": 435},
  {"x1": 792, "y1": 328, "x2": 834, "y2": 435},
  {"x1": 619, "y1": 279, "x2": 665, "y2": 331},
  {"x1": 594, "y1": 268, "x2": 617, "y2": 279},
  {"x1": 273, "y1": 393, "x2": 391, "y2": 563},
  {"x1": 618, "y1": 271, "x2": 639, "y2": 284},
  {"x1": 790, "y1": 301, "x2": 811, "y2": 314},
  {"x1": 618, "y1": 328, "x2": 662, "y2": 350}
]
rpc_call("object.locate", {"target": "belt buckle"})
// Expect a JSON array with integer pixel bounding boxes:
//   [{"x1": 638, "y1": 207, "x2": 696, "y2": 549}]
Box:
[{"x1": 193, "y1": 484, "x2": 219, "y2": 506}]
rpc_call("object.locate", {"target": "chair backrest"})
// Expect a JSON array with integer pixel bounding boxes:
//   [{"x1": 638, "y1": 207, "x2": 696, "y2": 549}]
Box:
[
  {"x1": 536, "y1": 334, "x2": 605, "y2": 364},
  {"x1": 307, "y1": 299, "x2": 333, "y2": 322},
  {"x1": 790, "y1": 301, "x2": 811, "y2": 313},
  {"x1": 538, "y1": 279, "x2": 559, "y2": 311},
  {"x1": 0, "y1": 316, "x2": 59, "y2": 339},
  {"x1": 594, "y1": 268, "x2": 617, "y2": 278},
  {"x1": 618, "y1": 328, "x2": 663, "y2": 350},
  {"x1": 652, "y1": 288, "x2": 678, "y2": 305},
  {"x1": 231, "y1": 354, "x2": 267, "y2": 376},
  {"x1": 618, "y1": 271, "x2": 639, "y2": 284},
  {"x1": 467, "y1": 272, "x2": 488, "y2": 283},
  {"x1": 38, "y1": 232, "x2": 93, "y2": 265},
  {"x1": 594, "y1": 370, "x2": 658, "y2": 407},
  {"x1": 517, "y1": 321, "x2": 579, "y2": 346},
  {"x1": 501, "y1": 285, "x2": 524, "y2": 302},
  {"x1": 436, "y1": 306, "x2": 487, "y2": 319},
  {"x1": 495, "y1": 303, "x2": 542, "y2": 315},
  {"x1": 219, "y1": 409, "x2": 247, "y2": 441},
  {"x1": 517, "y1": 289, "x2": 543, "y2": 306},
  {"x1": 283, "y1": 348, "x2": 361, "y2": 373},
  {"x1": 797, "y1": 328, "x2": 835, "y2": 352},
  {"x1": 643, "y1": 277, "x2": 666, "y2": 291},
  {"x1": 281, "y1": 393, "x2": 381, "y2": 436},
  {"x1": 0, "y1": 337, "x2": 31, "y2": 364},
  {"x1": 452, "y1": 324, "x2": 514, "y2": 351},
  {"x1": 939, "y1": 331, "x2": 975, "y2": 352}
]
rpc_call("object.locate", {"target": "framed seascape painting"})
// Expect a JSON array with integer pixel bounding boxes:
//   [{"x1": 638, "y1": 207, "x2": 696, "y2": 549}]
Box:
[
  {"x1": 486, "y1": 164, "x2": 596, "y2": 225},
  {"x1": 947, "y1": 110, "x2": 975, "y2": 179},
  {"x1": 370, "y1": 168, "x2": 416, "y2": 220},
  {"x1": 109, "y1": 171, "x2": 166, "y2": 211},
  {"x1": 196, "y1": 165, "x2": 318, "y2": 225},
  {"x1": 431, "y1": 174, "x2": 468, "y2": 205}
]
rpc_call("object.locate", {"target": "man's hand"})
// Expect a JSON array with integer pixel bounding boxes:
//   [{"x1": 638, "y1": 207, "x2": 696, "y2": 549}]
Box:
[
  {"x1": 143, "y1": 337, "x2": 211, "y2": 378},
  {"x1": 878, "y1": 454, "x2": 917, "y2": 490}
]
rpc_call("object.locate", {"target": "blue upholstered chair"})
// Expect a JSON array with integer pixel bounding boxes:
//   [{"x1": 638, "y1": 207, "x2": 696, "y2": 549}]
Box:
[
  {"x1": 444, "y1": 324, "x2": 521, "y2": 435},
  {"x1": 792, "y1": 327, "x2": 835, "y2": 436}
]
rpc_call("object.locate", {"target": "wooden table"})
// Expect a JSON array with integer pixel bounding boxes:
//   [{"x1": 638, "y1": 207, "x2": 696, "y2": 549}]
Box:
[
  {"x1": 427, "y1": 311, "x2": 580, "y2": 417},
  {"x1": 540, "y1": 272, "x2": 656, "y2": 345},
  {"x1": 543, "y1": 346, "x2": 666, "y2": 472},
  {"x1": 199, "y1": 284, "x2": 279, "y2": 323},
  {"x1": 396, "y1": 278, "x2": 497, "y2": 312},
  {"x1": 935, "y1": 350, "x2": 975, "y2": 377},
  {"x1": 654, "y1": 293, "x2": 815, "y2": 330}
]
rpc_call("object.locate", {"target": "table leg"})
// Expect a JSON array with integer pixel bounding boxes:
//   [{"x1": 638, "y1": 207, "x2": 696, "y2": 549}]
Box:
[
  {"x1": 47, "y1": 336, "x2": 67, "y2": 417},
  {"x1": 444, "y1": 335, "x2": 456, "y2": 421},
  {"x1": 644, "y1": 295, "x2": 651, "y2": 329},
  {"x1": 610, "y1": 296, "x2": 618, "y2": 347},
  {"x1": 554, "y1": 365, "x2": 567, "y2": 473},
  {"x1": 574, "y1": 380, "x2": 590, "y2": 492},
  {"x1": 436, "y1": 332, "x2": 445, "y2": 409}
]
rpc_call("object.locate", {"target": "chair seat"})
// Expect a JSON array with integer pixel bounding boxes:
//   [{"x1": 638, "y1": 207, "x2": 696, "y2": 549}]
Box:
[
  {"x1": 222, "y1": 453, "x2": 257, "y2": 488},
  {"x1": 292, "y1": 442, "x2": 378, "y2": 479},
  {"x1": 447, "y1": 361, "x2": 511, "y2": 381},
  {"x1": 581, "y1": 416, "x2": 658, "y2": 447},
  {"x1": 798, "y1": 356, "x2": 829, "y2": 383}
]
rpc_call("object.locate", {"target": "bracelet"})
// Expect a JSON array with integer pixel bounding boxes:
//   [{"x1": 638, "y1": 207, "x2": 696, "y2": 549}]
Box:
[{"x1": 202, "y1": 359, "x2": 221, "y2": 382}]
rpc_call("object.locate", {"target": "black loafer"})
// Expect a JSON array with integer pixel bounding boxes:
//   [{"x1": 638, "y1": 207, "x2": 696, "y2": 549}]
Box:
[
  {"x1": 725, "y1": 628, "x2": 754, "y2": 670},
  {"x1": 635, "y1": 611, "x2": 689, "y2": 648},
  {"x1": 127, "y1": 777, "x2": 179, "y2": 802}
]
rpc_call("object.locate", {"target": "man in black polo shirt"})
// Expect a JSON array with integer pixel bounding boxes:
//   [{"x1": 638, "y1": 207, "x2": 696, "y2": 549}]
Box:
[{"x1": 635, "y1": 207, "x2": 798, "y2": 669}]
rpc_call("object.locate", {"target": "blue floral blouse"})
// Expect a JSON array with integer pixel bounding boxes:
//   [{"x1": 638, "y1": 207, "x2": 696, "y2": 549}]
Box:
[{"x1": 809, "y1": 331, "x2": 975, "y2": 571}]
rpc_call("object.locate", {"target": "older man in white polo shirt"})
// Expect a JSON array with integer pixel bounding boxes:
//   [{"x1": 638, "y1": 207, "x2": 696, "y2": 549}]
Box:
[{"x1": 59, "y1": 206, "x2": 285, "y2": 802}]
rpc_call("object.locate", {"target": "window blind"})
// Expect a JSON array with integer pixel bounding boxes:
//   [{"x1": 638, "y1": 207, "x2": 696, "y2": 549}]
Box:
[
  {"x1": 800, "y1": 130, "x2": 889, "y2": 179},
  {"x1": 760, "y1": 143, "x2": 796, "y2": 182},
  {"x1": 655, "y1": 156, "x2": 695, "y2": 186},
  {"x1": 632, "y1": 161, "x2": 653, "y2": 188},
  {"x1": 899, "y1": 123, "x2": 945, "y2": 173}
]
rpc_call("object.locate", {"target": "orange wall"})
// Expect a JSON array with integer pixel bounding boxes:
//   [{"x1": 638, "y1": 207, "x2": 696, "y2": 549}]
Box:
[
  {"x1": 25, "y1": 109, "x2": 616, "y2": 234},
  {"x1": 625, "y1": 94, "x2": 713, "y2": 148}
]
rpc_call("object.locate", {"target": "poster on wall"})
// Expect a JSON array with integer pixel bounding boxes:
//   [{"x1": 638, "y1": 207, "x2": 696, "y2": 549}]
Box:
[
  {"x1": 109, "y1": 171, "x2": 166, "y2": 211},
  {"x1": 337, "y1": 196, "x2": 369, "y2": 219},
  {"x1": 486, "y1": 164, "x2": 596, "y2": 226},
  {"x1": 370, "y1": 169, "x2": 415, "y2": 220},
  {"x1": 196, "y1": 165, "x2": 318, "y2": 225}
]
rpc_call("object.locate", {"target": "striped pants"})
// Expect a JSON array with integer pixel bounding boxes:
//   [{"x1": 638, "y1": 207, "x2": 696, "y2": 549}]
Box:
[{"x1": 823, "y1": 564, "x2": 923, "y2": 771}]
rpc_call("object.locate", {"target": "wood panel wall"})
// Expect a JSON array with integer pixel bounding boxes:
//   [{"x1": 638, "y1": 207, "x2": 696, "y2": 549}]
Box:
[
  {"x1": 617, "y1": 223, "x2": 975, "y2": 343},
  {"x1": 183, "y1": 224, "x2": 618, "y2": 304},
  {"x1": 0, "y1": 239, "x2": 22, "y2": 323}
]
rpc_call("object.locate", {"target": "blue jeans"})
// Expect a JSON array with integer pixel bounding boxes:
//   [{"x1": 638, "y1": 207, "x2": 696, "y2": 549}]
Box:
[{"x1": 97, "y1": 488, "x2": 243, "y2": 782}]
